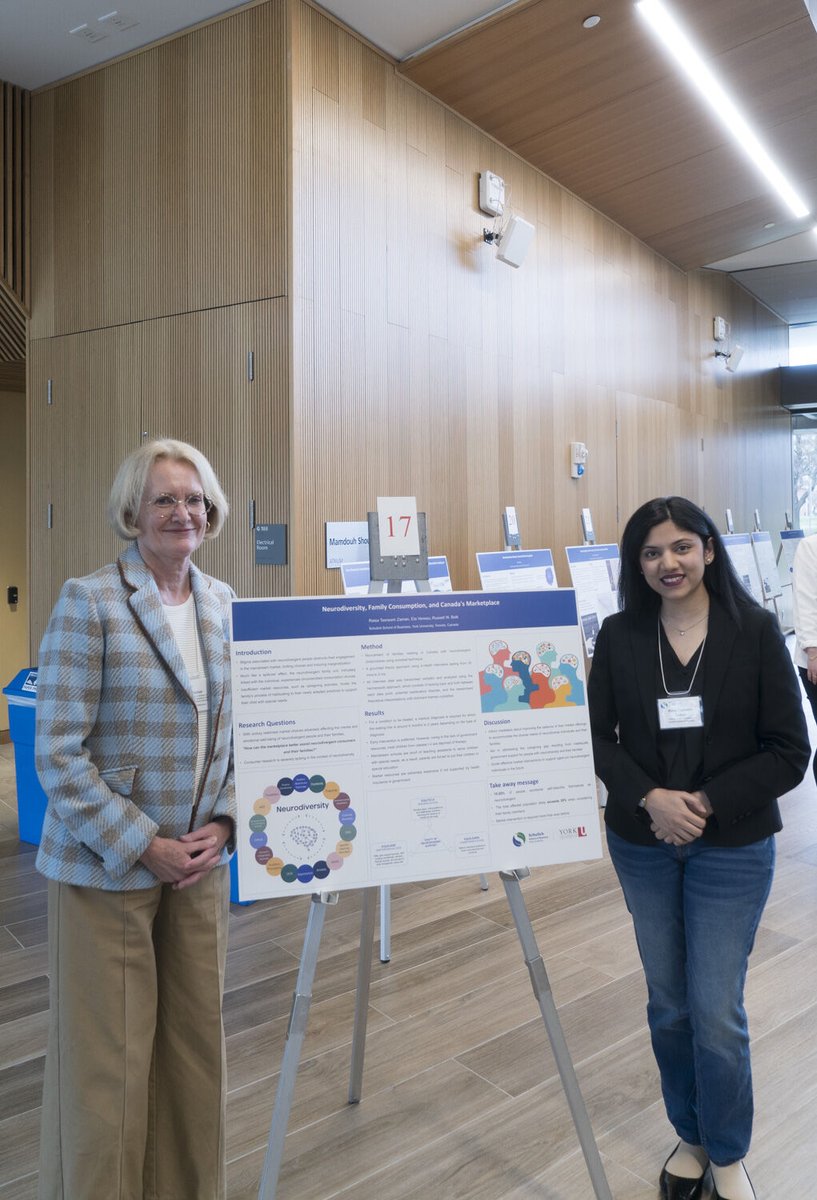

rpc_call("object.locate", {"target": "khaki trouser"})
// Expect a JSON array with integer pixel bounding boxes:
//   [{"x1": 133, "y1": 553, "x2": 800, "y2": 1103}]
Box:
[{"x1": 38, "y1": 868, "x2": 230, "y2": 1200}]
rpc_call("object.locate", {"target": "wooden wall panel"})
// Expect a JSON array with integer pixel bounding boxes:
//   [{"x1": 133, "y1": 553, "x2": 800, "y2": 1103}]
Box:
[
  {"x1": 0, "y1": 388, "x2": 28, "y2": 730},
  {"x1": 290, "y1": 0, "x2": 792, "y2": 597},
  {"x1": 29, "y1": 0, "x2": 288, "y2": 339},
  {"x1": 27, "y1": 327, "x2": 142, "y2": 649},
  {"x1": 28, "y1": 339, "x2": 60, "y2": 642},
  {"x1": 28, "y1": 298, "x2": 290, "y2": 651},
  {"x1": 0, "y1": 279, "x2": 26, "y2": 362},
  {"x1": 139, "y1": 300, "x2": 291, "y2": 602},
  {"x1": 1, "y1": 79, "x2": 30, "y2": 313},
  {"x1": 29, "y1": 91, "x2": 54, "y2": 340},
  {"x1": 188, "y1": 4, "x2": 288, "y2": 312},
  {"x1": 52, "y1": 73, "x2": 105, "y2": 336}
]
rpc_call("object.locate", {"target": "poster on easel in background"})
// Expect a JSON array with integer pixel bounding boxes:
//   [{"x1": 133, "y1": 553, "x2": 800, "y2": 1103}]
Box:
[
  {"x1": 722, "y1": 533, "x2": 764, "y2": 603},
  {"x1": 564, "y1": 544, "x2": 620, "y2": 657},
  {"x1": 341, "y1": 556, "x2": 453, "y2": 595},
  {"x1": 475, "y1": 549, "x2": 558, "y2": 592},
  {"x1": 230, "y1": 589, "x2": 601, "y2": 902},
  {"x1": 780, "y1": 528, "x2": 805, "y2": 577},
  {"x1": 749, "y1": 532, "x2": 782, "y2": 601}
]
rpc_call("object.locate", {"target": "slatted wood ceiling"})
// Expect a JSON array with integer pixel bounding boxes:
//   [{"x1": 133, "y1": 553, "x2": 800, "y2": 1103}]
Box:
[{"x1": 399, "y1": 0, "x2": 817, "y2": 270}]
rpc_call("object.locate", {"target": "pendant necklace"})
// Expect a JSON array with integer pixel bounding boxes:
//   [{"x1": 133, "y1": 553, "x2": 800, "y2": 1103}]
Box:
[
  {"x1": 660, "y1": 610, "x2": 708, "y2": 637},
  {"x1": 658, "y1": 618, "x2": 706, "y2": 697}
]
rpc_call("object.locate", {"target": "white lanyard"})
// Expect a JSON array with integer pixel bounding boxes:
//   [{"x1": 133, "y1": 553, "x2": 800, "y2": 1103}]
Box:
[{"x1": 657, "y1": 618, "x2": 706, "y2": 698}]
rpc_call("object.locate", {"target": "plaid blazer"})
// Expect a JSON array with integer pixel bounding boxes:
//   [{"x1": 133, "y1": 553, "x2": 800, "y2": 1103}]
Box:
[{"x1": 35, "y1": 541, "x2": 235, "y2": 890}]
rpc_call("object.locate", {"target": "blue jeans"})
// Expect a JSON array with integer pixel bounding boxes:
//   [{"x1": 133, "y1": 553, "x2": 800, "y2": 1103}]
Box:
[{"x1": 607, "y1": 829, "x2": 775, "y2": 1166}]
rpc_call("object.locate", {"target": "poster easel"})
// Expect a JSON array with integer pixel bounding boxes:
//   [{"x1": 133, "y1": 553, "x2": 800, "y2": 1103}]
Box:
[{"x1": 257, "y1": 870, "x2": 613, "y2": 1200}]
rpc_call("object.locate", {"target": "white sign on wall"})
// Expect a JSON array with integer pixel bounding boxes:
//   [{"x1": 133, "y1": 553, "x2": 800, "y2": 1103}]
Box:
[{"x1": 325, "y1": 521, "x2": 370, "y2": 569}]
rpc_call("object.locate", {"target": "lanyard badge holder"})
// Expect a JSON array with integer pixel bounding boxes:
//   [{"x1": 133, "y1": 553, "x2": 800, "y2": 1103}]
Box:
[{"x1": 657, "y1": 619, "x2": 705, "y2": 729}]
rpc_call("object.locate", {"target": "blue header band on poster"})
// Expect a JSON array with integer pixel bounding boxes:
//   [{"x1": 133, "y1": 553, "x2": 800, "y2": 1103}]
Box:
[
  {"x1": 232, "y1": 589, "x2": 579, "y2": 642},
  {"x1": 476, "y1": 549, "x2": 553, "y2": 571},
  {"x1": 565, "y1": 544, "x2": 619, "y2": 563}
]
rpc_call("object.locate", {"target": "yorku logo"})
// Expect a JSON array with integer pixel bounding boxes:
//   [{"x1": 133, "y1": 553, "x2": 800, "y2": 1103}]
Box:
[
  {"x1": 559, "y1": 826, "x2": 588, "y2": 838},
  {"x1": 512, "y1": 831, "x2": 526, "y2": 847}
]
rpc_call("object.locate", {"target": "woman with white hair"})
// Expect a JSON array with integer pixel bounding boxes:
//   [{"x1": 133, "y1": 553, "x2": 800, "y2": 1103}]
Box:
[{"x1": 35, "y1": 439, "x2": 235, "y2": 1199}]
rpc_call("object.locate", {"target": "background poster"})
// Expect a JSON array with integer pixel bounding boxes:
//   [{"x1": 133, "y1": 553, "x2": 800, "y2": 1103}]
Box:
[
  {"x1": 749, "y1": 531, "x2": 782, "y2": 600},
  {"x1": 722, "y1": 533, "x2": 764, "y2": 603},
  {"x1": 475, "y1": 549, "x2": 557, "y2": 592},
  {"x1": 780, "y1": 528, "x2": 805, "y2": 576},
  {"x1": 564, "y1": 544, "x2": 620, "y2": 657},
  {"x1": 231, "y1": 590, "x2": 601, "y2": 900}
]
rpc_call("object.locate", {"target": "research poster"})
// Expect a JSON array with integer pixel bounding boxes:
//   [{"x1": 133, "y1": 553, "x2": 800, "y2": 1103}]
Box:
[
  {"x1": 780, "y1": 529, "x2": 805, "y2": 576},
  {"x1": 231, "y1": 590, "x2": 601, "y2": 900},
  {"x1": 476, "y1": 549, "x2": 558, "y2": 592},
  {"x1": 564, "y1": 544, "x2": 620, "y2": 657},
  {"x1": 749, "y1": 532, "x2": 782, "y2": 600},
  {"x1": 722, "y1": 533, "x2": 764, "y2": 603}
]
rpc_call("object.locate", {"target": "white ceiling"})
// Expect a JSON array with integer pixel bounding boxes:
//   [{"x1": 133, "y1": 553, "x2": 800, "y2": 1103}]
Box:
[
  {"x1": 1, "y1": 0, "x2": 815, "y2": 324},
  {"x1": 0, "y1": 0, "x2": 514, "y2": 89},
  {"x1": 0, "y1": 0, "x2": 250, "y2": 90}
]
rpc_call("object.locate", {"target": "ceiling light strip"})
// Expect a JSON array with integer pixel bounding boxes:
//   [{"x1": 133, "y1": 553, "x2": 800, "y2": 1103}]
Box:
[{"x1": 636, "y1": 0, "x2": 810, "y2": 220}]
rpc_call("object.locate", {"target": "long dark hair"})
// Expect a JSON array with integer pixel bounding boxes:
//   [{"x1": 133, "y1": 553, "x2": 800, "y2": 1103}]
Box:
[{"x1": 618, "y1": 496, "x2": 756, "y2": 624}]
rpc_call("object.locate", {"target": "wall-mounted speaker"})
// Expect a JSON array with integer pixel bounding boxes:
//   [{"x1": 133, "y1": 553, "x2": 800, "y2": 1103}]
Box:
[
  {"x1": 496, "y1": 215, "x2": 535, "y2": 268},
  {"x1": 725, "y1": 344, "x2": 744, "y2": 372}
]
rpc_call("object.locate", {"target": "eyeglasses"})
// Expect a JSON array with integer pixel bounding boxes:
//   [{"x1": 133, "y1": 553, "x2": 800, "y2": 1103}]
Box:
[{"x1": 146, "y1": 493, "x2": 213, "y2": 515}]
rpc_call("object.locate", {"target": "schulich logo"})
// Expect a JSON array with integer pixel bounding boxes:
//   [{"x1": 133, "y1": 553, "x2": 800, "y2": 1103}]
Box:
[
  {"x1": 560, "y1": 826, "x2": 588, "y2": 838},
  {"x1": 512, "y1": 831, "x2": 526, "y2": 847}
]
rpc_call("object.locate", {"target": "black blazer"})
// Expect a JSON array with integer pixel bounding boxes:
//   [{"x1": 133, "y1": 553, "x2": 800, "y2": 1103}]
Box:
[{"x1": 588, "y1": 598, "x2": 810, "y2": 847}]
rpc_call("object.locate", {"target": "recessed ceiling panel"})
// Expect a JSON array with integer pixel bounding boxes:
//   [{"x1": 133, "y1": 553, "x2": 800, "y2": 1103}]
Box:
[
  {"x1": 0, "y1": 0, "x2": 250, "y2": 89},
  {"x1": 730, "y1": 260, "x2": 817, "y2": 325},
  {"x1": 316, "y1": 0, "x2": 522, "y2": 60}
]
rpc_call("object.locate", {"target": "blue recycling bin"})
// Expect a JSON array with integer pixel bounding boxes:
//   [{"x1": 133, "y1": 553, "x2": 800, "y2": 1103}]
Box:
[
  {"x1": 229, "y1": 853, "x2": 251, "y2": 904},
  {"x1": 2, "y1": 668, "x2": 48, "y2": 846}
]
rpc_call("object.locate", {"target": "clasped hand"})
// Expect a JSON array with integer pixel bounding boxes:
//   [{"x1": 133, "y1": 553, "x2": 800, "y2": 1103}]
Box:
[
  {"x1": 139, "y1": 820, "x2": 230, "y2": 889},
  {"x1": 644, "y1": 788, "x2": 712, "y2": 845}
]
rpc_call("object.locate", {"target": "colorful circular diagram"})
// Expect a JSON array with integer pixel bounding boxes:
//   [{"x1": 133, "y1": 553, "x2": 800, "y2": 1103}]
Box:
[{"x1": 247, "y1": 772, "x2": 357, "y2": 885}]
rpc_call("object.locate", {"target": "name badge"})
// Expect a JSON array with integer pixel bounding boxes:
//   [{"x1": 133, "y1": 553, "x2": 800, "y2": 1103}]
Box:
[{"x1": 657, "y1": 696, "x2": 703, "y2": 729}]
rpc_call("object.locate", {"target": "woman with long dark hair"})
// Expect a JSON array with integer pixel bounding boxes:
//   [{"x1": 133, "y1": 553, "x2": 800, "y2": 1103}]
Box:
[{"x1": 589, "y1": 497, "x2": 808, "y2": 1200}]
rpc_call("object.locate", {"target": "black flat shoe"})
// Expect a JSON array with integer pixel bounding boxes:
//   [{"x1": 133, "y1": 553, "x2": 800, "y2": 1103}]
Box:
[{"x1": 659, "y1": 1145, "x2": 707, "y2": 1200}]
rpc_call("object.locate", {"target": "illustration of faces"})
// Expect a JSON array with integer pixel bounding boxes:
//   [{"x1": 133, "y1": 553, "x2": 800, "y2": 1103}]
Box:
[
  {"x1": 495, "y1": 674, "x2": 525, "y2": 710},
  {"x1": 489, "y1": 638, "x2": 511, "y2": 669},
  {"x1": 549, "y1": 673, "x2": 572, "y2": 706},
  {"x1": 480, "y1": 662, "x2": 507, "y2": 711},
  {"x1": 510, "y1": 650, "x2": 534, "y2": 703},
  {"x1": 536, "y1": 641, "x2": 558, "y2": 669},
  {"x1": 529, "y1": 661, "x2": 555, "y2": 708},
  {"x1": 558, "y1": 652, "x2": 585, "y2": 705}
]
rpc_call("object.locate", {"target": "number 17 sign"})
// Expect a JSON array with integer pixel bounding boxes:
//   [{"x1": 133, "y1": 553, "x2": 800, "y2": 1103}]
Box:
[{"x1": 376, "y1": 495, "x2": 420, "y2": 557}]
